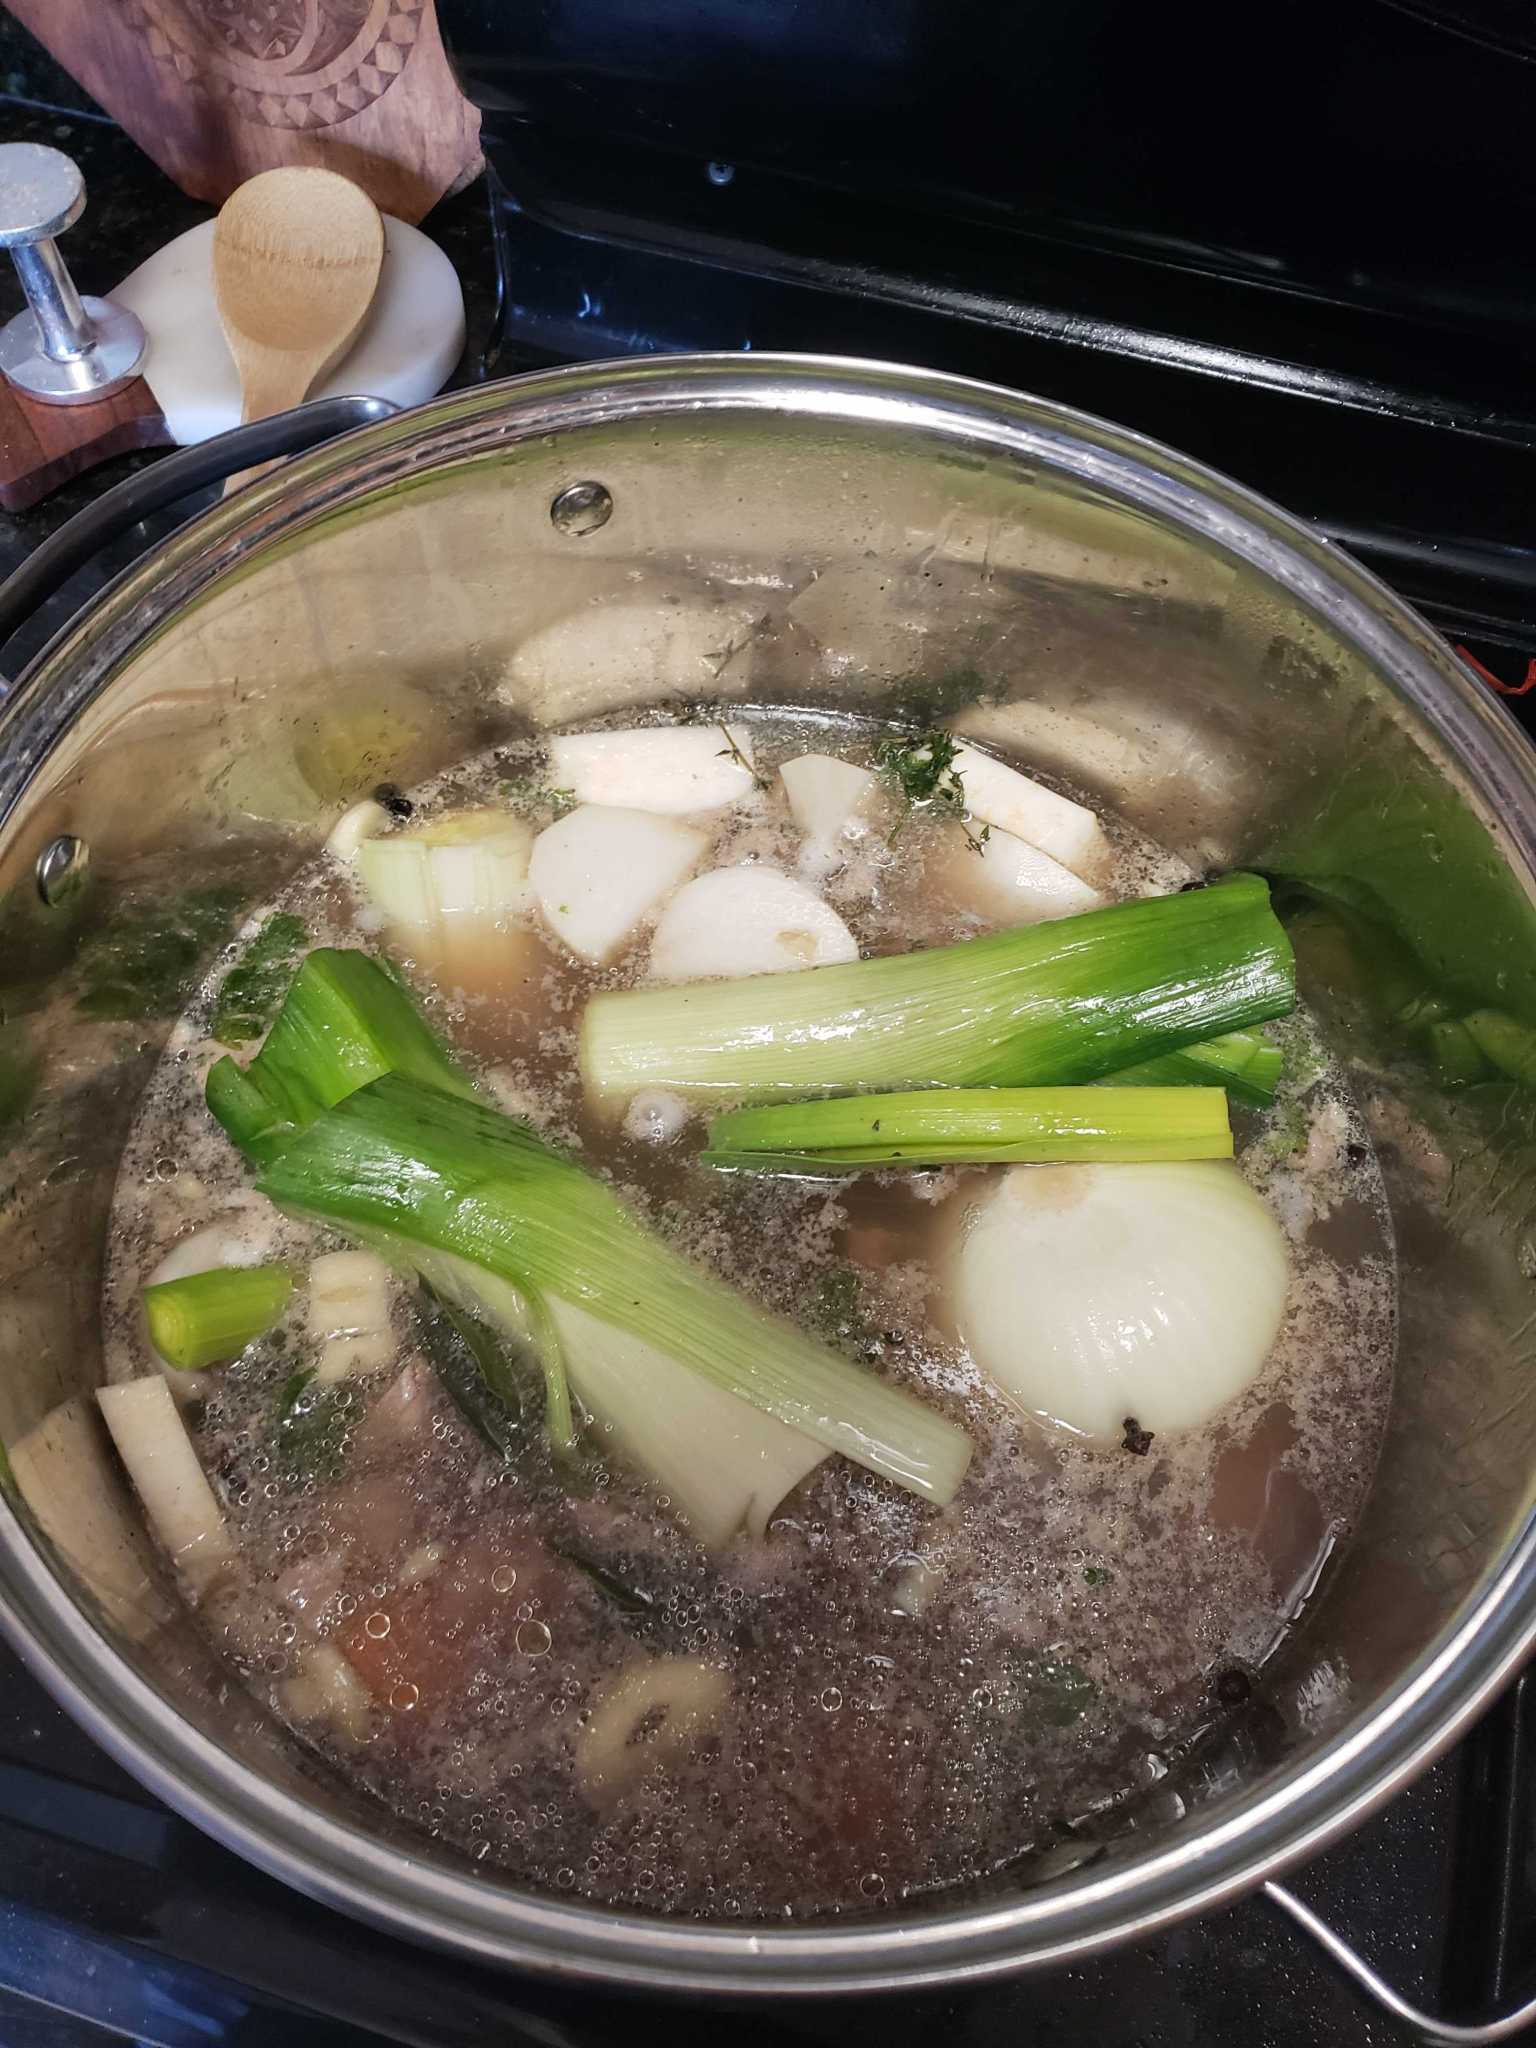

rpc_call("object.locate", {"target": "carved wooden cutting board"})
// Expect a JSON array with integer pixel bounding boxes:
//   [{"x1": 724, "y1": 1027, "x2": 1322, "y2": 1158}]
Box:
[{"x1": 1, "y1": 0, "x2": 482, "y2": 224}]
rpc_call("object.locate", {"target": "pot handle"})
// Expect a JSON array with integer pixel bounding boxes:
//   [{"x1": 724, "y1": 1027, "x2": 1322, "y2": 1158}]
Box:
[
  {"x1": 1266, "y1": 1882, "x2": 1536, "y2": 2043},
  {"x1": 0, "y1": 393, "x2": 398, "y2": 656}
]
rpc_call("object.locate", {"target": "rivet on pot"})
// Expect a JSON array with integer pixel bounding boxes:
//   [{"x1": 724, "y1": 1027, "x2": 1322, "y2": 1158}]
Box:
[
  {"x1": 550, "y1": 481, "x2": 613, "y2": 538},
  {"x1": 35, "y1": 832, "x2": 88, "y2": 906}
]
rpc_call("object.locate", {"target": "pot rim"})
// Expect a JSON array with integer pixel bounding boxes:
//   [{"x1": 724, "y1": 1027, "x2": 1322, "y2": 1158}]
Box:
[{"x1": 3, "y1": 351, "x2": 1535, "y2": 1994}]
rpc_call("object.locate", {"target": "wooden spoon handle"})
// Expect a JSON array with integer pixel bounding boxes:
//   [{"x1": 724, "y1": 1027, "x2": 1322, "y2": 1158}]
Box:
[
  {"x1": 222, "y1": 348, "x2": 324, "y2": 494},
  {"x1": 236, "y1": 349, "x2": 320, "y2": 427}
]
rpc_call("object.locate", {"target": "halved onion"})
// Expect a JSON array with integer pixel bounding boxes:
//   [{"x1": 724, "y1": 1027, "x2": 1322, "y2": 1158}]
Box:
[{"x1": 951, "y1": 1162, "x2": 1288, "y2": 1441}]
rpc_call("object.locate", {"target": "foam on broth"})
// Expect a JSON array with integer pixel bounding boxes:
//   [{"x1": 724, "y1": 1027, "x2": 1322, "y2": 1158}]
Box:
[{"x1": 101, "y1": 708, "x2": 1395, "y2": 1918}]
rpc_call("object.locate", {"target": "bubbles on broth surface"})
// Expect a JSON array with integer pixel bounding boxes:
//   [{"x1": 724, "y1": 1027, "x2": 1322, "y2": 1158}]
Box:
[{"x1": 101, "y1": 704, "x2": 1395, "y2": 1919}]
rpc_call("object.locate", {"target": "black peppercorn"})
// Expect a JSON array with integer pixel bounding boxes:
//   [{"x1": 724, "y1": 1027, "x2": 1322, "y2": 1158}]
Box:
[
  {"x1": 1214, "y1": 1666, "x2": 1253, "y2": 1706},
  {"x1": 373, "y1": 782, "x2": 414, "y2": 820}
]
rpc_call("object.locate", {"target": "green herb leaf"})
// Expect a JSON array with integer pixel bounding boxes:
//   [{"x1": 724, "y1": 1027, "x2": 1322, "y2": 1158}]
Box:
[
  {"x1": 414, "y1": 1282, "x2": 528, "y2": 1464},
  {"x1": 871, "y1": 728, "x2": 988, "y2": 850},
  {"x1": 210, "y1": 913, "x2": 308, "y2": 1047},
  {"x1": 76, "y1": 886, "x2": 244, "y2": 1021},
  {"x1": 553, "y1": 1544, "x2": 656, "y2": 1616},
  {"x1": 501, "y1": 779, "x2": 577, "y2": 817},
  {"x1": 805, "y1": 1265, "x2": 883, "y2": 1359},
  {"x1": 1082, "y1": 1565, "x2": 1112, "y2": 1587},
  {"x1": 1020, "y1": 1655, "x2": 1098, "y2": 1727},
  {"x1": 270, "y1": 1365, "x2": 349, "y2": 1483}
]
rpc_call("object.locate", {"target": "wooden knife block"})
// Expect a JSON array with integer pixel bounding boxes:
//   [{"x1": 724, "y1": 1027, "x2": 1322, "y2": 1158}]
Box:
[
  {"x1": 0, "y1": 373, "x2": 172, "y2": 513},
  {"x1": 2, "y1": 1, "x2": 482, "y2": 225}
]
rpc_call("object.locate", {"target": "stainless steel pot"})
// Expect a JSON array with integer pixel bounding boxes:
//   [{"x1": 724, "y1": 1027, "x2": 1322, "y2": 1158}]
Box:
[{"x1": 2, "y1": 356, "x2": 1535, "y2": 2029}]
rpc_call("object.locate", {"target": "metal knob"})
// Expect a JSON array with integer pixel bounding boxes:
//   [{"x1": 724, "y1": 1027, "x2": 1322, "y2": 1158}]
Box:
[{"x1": 0, "y1": 142, "x2": 147, "y2": 406}]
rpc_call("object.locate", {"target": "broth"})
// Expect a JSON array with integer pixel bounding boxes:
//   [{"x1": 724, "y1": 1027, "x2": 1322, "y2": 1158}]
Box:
[{"x1": 102, "y1": 708, "x2": 1395, "y2": 1918}]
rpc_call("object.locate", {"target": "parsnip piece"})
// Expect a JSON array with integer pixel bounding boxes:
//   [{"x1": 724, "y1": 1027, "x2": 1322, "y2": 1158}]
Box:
[
  {"x1": 949, "y1": 741, "x2": 1109, "y2": 882},
  {"x1": 281, "y1": 1642, "x2": 374, "y2": 1745},
  {"x1": 529, "y1": 805, "x2": 707, "y2": 964},
  {"x1": 96, "y1": 1378, "x2": 233, "y2": 1595},
  {"x1": 648, "y1": 865, "x2": 858, "y2": 982},
  {"x1": 931, "y1": 821, "x2": 1106, "y2": 927},
  {"x1": 9, "y1": 1398, "x2": 174, "y2": 1641},
  {"x1": 549, "y1": 726, "x2": 759, "y2": 816}
]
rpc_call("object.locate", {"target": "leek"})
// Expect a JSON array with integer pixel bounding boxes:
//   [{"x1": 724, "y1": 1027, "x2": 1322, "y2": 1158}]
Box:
[
  {"x1": 1428, "y1": 1018, "x2": 1493, "y2": 1087},
  {"x1": 354, "y1": 809, "x2": 533, "y2": 940},
  {"x1": 702, "y1": 1085, "x2": 1232, "y2": 1172},
  {"x1": 1463, "y1": 1009, "x2": 1536, "y2": 1087},
  {"x1": 580, "y1": 874, "x2": 1294, "y2": 1104},
  {"x1": 391, "y1": 1241, "x2": 577, "y2": 1456},
  {"x1": 210, "y1": 913, "x2": 307, "y2": 1048},
  {"x1": 414, "y1": 1283, "x2": 531, "y2": 1464},
  {"x1": 256, "y1": 1073, "x2": 972, "y2": 1508},
  {"x1": 1101, "y1": 1027, "x2": 1284, "y2": 1108},
  {"x1": 141, "y1": 1263, "x2": 294, "y2": 1371},
  {"x1": 205, "y1": 948, "x2": 473, "y2": 1163}
]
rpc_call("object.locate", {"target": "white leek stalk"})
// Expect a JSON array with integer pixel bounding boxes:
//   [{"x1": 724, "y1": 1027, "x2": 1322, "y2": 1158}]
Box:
[{"x1": 550, "y1": 1297, "x2": 830, "y2": 1546}]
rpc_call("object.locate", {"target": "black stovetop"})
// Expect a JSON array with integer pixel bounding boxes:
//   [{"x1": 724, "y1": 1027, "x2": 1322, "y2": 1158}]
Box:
[{"x1": 1, "y1": 9, "x2": 1535, "y2": 2039}]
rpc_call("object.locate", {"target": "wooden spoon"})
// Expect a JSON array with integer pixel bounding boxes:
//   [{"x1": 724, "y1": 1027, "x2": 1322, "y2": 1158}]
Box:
[{"x1": 213, "y1": 166, "x2": 384, "y2": 484}]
